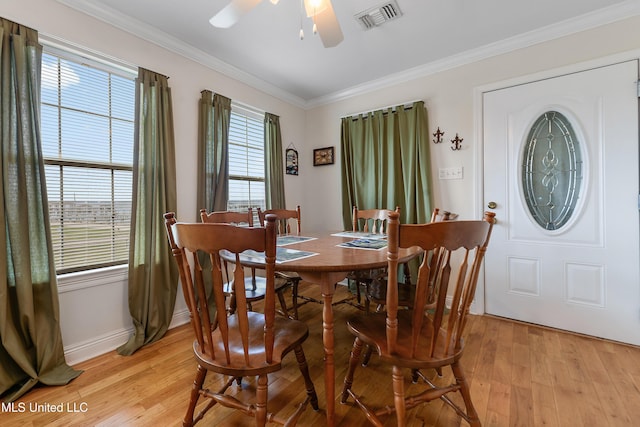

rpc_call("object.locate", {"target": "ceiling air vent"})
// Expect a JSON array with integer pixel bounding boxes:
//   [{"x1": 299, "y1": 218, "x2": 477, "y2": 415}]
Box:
[{"x1": 355, "y1": 0, "x2": 403, "y2": 30}]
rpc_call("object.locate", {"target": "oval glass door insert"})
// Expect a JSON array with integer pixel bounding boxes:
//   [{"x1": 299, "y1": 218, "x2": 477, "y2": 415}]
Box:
[{"x1": 522, "y1": 111, "x2": 583, "y2": 230}]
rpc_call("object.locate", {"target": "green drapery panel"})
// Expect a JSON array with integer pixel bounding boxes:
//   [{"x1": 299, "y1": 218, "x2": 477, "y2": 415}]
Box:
[
  {"x1": 197, "y1": 90, "x2": 231, "y2": 217},
  {"x1": 0, "y1": 18, "x2": 81, "y2": 402},
  {"x1": 264, "y1": 112, "x2": 286, "y2": 210},
  {"x1": 340, "y1": 101, "x2": 432, "y2": 227},
  {"x1": 196, "y1": 91, "x2": 231, "y2": 304},
  {"x1": 117, "y1": 68, "x2": 178, "y2": 356}
]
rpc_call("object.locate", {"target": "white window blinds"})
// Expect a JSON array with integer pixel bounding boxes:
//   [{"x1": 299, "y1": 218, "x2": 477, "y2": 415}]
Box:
[
  {"x1": 228, "y1": 104, "x2": 265, "y2": 212},
  {"x1": 41, "y1": 51, "x2": 136, "y2": 274}
]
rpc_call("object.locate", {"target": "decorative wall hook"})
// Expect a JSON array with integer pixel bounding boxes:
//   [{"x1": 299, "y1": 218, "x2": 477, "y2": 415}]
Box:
[
  {"x1": 432, "y1": 127, "x2": 444, "y2": 144},
  {"x1": 451, "y1": 133, "x2": 463, "y2": 151}
]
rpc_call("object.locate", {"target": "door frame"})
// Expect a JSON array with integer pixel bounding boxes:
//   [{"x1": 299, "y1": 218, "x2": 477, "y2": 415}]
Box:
[{"x1": 472, "y1": 49, "x2": 640, "y2": 315}]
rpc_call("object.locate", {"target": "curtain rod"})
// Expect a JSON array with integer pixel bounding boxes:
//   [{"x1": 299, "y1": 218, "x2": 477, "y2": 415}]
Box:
[
  {"x1": 343, "y1": 99, "x2": 423, "y2": 119},
  {"x1": 200, "y1": 91, "x2": 266, "y2": 116},
  {"x1": 232, "y1": 99, "x2": 264, "y2": 113},
  {"x1": 41, "y1": 33, "x2": 137, "y2": 78}
]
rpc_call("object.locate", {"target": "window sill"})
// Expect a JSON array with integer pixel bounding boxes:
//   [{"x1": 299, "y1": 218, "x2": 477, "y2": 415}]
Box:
[{"x1": 57, "y1": 265, "x2": 128, "y2": 294}]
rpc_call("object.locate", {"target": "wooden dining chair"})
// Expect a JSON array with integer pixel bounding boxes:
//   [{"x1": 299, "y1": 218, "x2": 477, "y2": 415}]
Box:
[
  {"x1": 347, "y1": 206, "x2": 401, "y2": 311},
  {"x1": 364, "y1": 207, "x2": 455, "y2": 314},
  {"x1": 256, "y1": 206, "x2": 312, "y2": 320},
  {"x1": 257, "y1": 206, "x2": 302, "y2": 235},
  {"x1": 340, "y1": 211, "x2": 495, "y2": 427},
  {"x1": 431, "y1": 207, "x2": 457, "y2": 222},
  {"x1": 360, "y1": 207, "x2": 456, "y2": 366},
  {"x1": 199, "y1": 208, "x2": 291, "y2": 317},
  {"x1": 164, "y1": 212, "x2": 318, "y2": 426}
]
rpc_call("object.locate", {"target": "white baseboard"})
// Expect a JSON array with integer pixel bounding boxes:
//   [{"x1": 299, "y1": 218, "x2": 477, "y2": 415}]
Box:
[
  {"x1": 447, "y1": 296, "x2": 482, "y2": 316},
  {"x1": 64, "y1": 308, "x2": 192, "y2": 366},
  {"x1": 64, "y1": 327, "x2": 132, "y2": 366},
  {"x1": 169, "y1": 308, "x2": 191, "y2": 329}
]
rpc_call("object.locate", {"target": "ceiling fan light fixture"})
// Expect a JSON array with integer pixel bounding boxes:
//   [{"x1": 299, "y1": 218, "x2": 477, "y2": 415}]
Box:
[
  {"x1": 209, "y1": 0, "x2": 262, "y2": 28},
  {"x1": 210, "y1": 0, "x2": 342, "y2": 48},
  {"x1": 304, "y1": 0, "x2": 327, "y2": 17}
]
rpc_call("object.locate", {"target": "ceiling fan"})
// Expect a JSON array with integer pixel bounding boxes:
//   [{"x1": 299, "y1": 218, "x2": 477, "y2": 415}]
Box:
[{"x1": 210, "y1": 0, "x2": 344, "y2": 48}]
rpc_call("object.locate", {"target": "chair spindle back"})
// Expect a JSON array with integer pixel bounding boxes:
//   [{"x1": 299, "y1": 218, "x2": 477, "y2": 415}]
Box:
[
  {"x1": 164, "y1": 212, "x2": 278, "y2": 366},
  {"x1": 199, "y1": 208, "x2": 254, "y2": 227},
  {"x1": 385, "y1": 211, "x2": 495, "y2": 358},
  {"x1": 352, "y1": 206, "x2": 399, "y2": 234},
  {"x1": 257, "y1": 206, "x2": 301, "y2": 235}
]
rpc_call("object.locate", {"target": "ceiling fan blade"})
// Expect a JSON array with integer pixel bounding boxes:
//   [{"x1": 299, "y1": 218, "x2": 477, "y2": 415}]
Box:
[
  {"x1": 209, "y1": 0, "x2": 262, "y2": 28},
  {"x1": 313, "y1": 1, "x2": 343, "y2": 48}
]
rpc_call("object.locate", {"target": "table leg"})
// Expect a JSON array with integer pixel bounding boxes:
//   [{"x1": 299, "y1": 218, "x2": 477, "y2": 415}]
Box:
[
  {"x1": 298, "y1": 271, "x2": 347, "y2": 427},
  {"x1": 322, "y1": 290, "x2": 335, "y2": 426}
]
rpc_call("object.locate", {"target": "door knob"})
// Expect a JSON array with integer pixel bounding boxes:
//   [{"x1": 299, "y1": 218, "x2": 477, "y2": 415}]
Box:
[{"x1": 487, "y1": 201, "x2": 497, "y2": 209}]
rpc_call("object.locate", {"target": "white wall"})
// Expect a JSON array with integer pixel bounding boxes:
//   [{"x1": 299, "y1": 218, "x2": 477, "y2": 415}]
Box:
[
  {"x1": 3, "y1": 0, "x2": 640, "y2": 364},
  {"x1": 300, "y1": 15, "x2": 640, "y2": 232},
  {"x1": 3, "y1": 0, "x2": 309, "y2": 365}
]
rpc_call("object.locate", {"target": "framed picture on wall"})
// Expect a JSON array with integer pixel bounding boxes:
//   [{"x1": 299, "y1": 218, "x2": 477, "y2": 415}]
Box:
[
  {"x1": 286, "y1": 147, "x2": 299, "y2": 175},
  {"x1": 313, "y1": 146, "x2": 334, "y2": 166}
]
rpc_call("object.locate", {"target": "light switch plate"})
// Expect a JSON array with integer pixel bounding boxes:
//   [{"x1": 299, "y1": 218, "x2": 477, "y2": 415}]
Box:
[{"x1": 438, "y1": 167, "x2": 463, "y2": 180}]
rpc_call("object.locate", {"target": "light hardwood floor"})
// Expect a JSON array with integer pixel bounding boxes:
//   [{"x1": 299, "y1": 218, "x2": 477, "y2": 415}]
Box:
[{"x1": 4, "y1": 284, "x2": 640, "y2": 427}]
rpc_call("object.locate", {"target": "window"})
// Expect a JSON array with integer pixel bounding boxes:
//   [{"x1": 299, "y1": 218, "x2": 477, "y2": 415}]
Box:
[
  {"x1": 227, "y1": 104, "x2": 265, "y2": 212},
  {"x1": 41, "y1": 50, "x2": 136, "y2": 274},
  {"x1": 522, "y1": 111, "x2": 583, "y2": 231}
]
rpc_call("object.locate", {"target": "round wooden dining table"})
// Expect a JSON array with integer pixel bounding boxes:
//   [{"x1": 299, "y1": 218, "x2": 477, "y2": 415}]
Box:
[{"x1": 230, "y1": 232, "x2": 421, "y2": 427}]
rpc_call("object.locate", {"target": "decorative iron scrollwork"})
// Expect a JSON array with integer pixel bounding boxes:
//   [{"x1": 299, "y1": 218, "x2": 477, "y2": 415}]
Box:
[
  {"x1": 451, "y1": 133, "x2": 463, "y2": 151},
  {"x1": 432, "y1": 127, "x2": 444, "y2": 144}
]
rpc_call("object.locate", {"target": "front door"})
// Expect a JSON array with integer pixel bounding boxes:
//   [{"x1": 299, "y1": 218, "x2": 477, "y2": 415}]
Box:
[{"x1": 483, "y1": 60, "x2": 640, "y2": 345}]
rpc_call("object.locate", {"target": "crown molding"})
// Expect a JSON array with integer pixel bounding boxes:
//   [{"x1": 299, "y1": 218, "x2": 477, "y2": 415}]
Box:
[
  {"x1": 56, "y1": 0, "x2": 308, "y2": 108},
  {"x1": 57, "y1": 0, "x2": 640, "y2": 110},
  {"x1": 308, "y1": 0, "x2": 640, "y2": 108}
]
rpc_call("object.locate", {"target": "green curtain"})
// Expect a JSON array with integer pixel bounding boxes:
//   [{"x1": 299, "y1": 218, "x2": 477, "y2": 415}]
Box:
[
  {"x1": 197, "y1": 91, "x2": 231, "y2": 217},
  {"x1": 196, "y1": 91, "x2": 231, "y2": 304},
  {"x1": 264, "y1": 112, "x2": 286, "y2": 209},
  {"x1": 0, "y1": 18, "x2": 81, "y2": 402},
  {"x1": 117, "y1": 68, "x2": 178, "y2": 356},
  {"x1": 340, "y1": 101, "x2": 432, "y2": 226}
]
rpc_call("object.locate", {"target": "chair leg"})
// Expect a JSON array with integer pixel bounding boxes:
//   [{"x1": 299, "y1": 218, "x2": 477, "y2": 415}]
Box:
[
  {"x1": 291, "y1": 280, "x2": 299, "y2": 320},
  {"x1": 276, "y1": 288, "x2": 291, "y2": 319},
  {"x1": 401, "y1": 262, "x2": 412, "y2": 286},
  {"x1": 341, "y1": 337, "x2": 364, "y2": 403},
  {"x1": 294, "y1": 345, "x2": 319, "y2": 410},
  {"x1": 410, "y1": 367, "x2": 442, "y2": 384},
  {"x1": 451, "y1": 361, "x2": 480, "y2": 427},
  {"x1": 363, "y1": 281, "x2": 373, "y2": 313},
  {"x1": 183, "y1": 365, "x2": 207, "y2": 427},
  {"x1": 361, "y1": 345, "x2": 374, "y2": 367},
  {"x1": 392, "y1": 365, "x2": 407, "y2": 427},
  {"x1": 255, "y1": 374, "x2": 268, "y2": 426},
  {"x1": 228, "y1": 293, "x2": 237, "y2": 315}
]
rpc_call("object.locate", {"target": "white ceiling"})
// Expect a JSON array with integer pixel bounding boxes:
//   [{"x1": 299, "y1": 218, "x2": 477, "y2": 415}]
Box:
[{"x1": 58, "y1": 0, "x2": 639, "y2": 107}]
